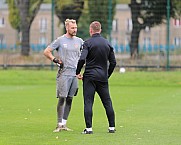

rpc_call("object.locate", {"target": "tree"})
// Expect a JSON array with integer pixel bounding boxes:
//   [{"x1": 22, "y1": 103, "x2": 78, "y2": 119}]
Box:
[
  {"x1": 7, "y1": 0, "x2": 43, "y2": 56},
  {"x1": 129, "y1": 0, "x2": 175, "y2": 59},
  {"x1": 77, "y1": 0, "x2": 90, "y2": 39},
  {"x1": 173, "y1": 0, "x2": 181, "y2": 17},
  {"x1": 7, "y1": 0, "x2": 21, "y2": 47},
  {"x1": 55, "y1": 0, "x2": 84, "y2": 33},
  {"x1": 88, "y1": 0, "x2": 116, "y2": 38},
  {"x1": 7, "y1": 0, "x2": 20, "y2": 32}
]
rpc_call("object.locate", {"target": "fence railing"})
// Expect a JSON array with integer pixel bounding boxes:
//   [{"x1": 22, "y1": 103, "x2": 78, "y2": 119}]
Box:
[
  {"x1": 113, "y1": 44, "x2": 181, "y2": 53},
  {"x1": 1, "y1": 43, "x2": 181, "y2": 53},
  {"x1": 0, "y1": 44, "x2": 47, "y2": 52},
  {"x1": 0, "y1": 43, "x2": 181, "y2": 71}
]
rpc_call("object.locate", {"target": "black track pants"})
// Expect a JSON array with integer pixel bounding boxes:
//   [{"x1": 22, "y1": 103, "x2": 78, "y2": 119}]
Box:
[{"x1": 83, "y1": 78, "x2": 115, "y2": 128}]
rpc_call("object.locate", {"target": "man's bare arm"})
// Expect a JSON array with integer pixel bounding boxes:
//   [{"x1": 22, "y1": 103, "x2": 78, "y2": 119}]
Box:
[{"x1": 43, "y1": 47, "x2": 55, "y2": 61}]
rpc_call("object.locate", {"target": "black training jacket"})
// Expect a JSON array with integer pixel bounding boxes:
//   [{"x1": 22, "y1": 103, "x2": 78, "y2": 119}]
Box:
[{"x1": 76, "y1": 33, "x2": 116, "y2": 82}]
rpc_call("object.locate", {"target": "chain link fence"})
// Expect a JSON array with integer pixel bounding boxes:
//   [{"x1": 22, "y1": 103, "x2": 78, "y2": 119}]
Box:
[{"x1": 0, "y1": 1, "x2": 181, "y2": 70}]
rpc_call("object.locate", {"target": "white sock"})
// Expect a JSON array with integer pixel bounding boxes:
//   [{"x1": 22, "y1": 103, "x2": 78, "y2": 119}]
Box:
[
  {"x1": 109, "y1": 127, "x2": 115, "y2": 130},
  {"x1": 86, "y1": 128, "x2": 92, "y2": 131},
  {"x1": 62, "y1": 119, "x2": 67, "y2": 125},
  {"x1": 58, "y1": 122, "x2": 63, "y2": 126}
]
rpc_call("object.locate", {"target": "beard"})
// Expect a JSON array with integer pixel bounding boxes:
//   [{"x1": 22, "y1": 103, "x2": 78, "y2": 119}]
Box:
[{"x1": 69, "y1": 31, "x2": 77, "y2": 37}]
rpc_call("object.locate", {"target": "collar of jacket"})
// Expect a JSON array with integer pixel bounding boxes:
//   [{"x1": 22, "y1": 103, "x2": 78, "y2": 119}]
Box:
[{"x1": 92, "y1": 33, "x2": 101, "y2": 37}]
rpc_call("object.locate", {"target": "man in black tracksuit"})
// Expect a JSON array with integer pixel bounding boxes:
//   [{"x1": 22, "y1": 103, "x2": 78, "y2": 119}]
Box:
[{"x1": 76, "y1": 21, "x2": 117, "y2": 134}]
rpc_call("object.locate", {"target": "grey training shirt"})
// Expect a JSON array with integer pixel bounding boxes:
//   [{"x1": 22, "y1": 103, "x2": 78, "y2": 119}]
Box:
[{"x1": 48, "y1": 35, "x2": 83, "y2": 76}]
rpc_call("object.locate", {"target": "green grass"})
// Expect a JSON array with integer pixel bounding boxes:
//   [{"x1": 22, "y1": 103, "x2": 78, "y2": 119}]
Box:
[
  {"x1": 0, "y1": 70, "x2": 181, "y2": 145},
  {"x1": 117, "y1": 0, "x2": 130, "y2": 4}
]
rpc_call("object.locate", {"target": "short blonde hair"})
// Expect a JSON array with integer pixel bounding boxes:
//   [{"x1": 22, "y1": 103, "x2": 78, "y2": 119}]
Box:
[
  {"x1": 90, "y1": 21, "x2": 101, "y2": 32},
  {"x1": 65, "y1": 19, "x2": 76, "y2": 27}
]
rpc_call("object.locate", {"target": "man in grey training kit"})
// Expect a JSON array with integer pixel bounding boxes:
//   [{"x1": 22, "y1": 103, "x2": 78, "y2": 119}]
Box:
[{"x1": 44, "y1": 19, "x2": 83, "y2": 132}]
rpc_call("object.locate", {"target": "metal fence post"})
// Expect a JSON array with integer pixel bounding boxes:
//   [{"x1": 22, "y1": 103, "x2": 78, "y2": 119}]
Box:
[
  {"x1": 51, "y1": 0, "x2": 55, "y2": 70},
  {"x1": 166, "y1": 0, "x2": 170, "y2": 70},
  {"x1": 108, "y1": 0, "x2": 112, "y2": 43}
]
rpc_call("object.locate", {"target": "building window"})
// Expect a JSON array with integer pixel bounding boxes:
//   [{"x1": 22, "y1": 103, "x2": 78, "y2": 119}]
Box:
[
  {"x1": 126, "y1": 18, "x2": 132, "y2": 32},
  {"x1": 0, "y1": 34, "x2": 5, "y2": 48},
  {"x1": 143, "y1": 37, "x2": 151, "y2": 46},
  {"x1": 39, "y1": 18, "x2": 47, "y2": 33},
  {"x1": 173, "y1": 18, "x2": 181, "y2": 27},
  {"x1": 0, "y1": 34, "x2": 4, "y2": 42},
  {"x1": 0, "y1": 17, "x2": 5, "y2": 27},
  {"x1": 39, "y1": 36, "x2": 47, "y2": 45},
  {"x1": 174, "y1": 37, "x2": 181, "y2": 46},
  {"x1": 112, "y1": 19, "x2": 118, "y2": 32},
  {"x1": 125, "y1": 37, "x2": 130, "y2": 45}
]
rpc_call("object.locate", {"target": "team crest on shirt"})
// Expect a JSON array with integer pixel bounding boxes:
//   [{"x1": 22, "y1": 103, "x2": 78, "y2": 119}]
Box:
[
  {"x1": 74, "y1": 44, "x2": 79, "y2": 49},
  {"x1": 63, "y1": 44, "x2": 67, "y2": 48}
]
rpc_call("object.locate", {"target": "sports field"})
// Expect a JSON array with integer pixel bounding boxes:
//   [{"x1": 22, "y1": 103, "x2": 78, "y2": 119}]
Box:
[{"x1": 0, "y1": 70, "x2": 180, "y2": 145}]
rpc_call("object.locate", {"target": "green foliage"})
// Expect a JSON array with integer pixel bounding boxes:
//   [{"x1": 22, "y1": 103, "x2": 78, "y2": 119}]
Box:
[
  {"x1": 29, "y1": 0, "x2": 44, "y2": 20},
  {"x1": 77, "y1": 11, "x2": 90, "y2": 40},
  {"x1": 7, "y1": 0, "x2": 20, "y2": 31},
  {"x1": 55, "y1": 0, "x2": 73, "y2": 8},
  {"x1": 7, "y1": 0, "x2": 43, "y2": 32},
  {"x1": 88, "y1": 0, "x2": 116, "y2": 38},
  {"x1": 130, "y1": 1, "x2": 175, "y2": 31},
  {"x1": 55, "y1": 0, "x2": 84, "y2": 29},
  {"x1": 77, "y1": 0, "x2": 90, "y2": 39},
  {"x1": 129, "y1": 0, "x2": 176, "y2": 59},
  {"x1": 0, "y1": 70, "x2": 181, "y2": 145},
  {"x1": 116, "y1": 0, "x2": 130, "y2": 4},
  {"x1": 8, "y1": 0, "x2": 43, "y2": 56},
  {"x1": 43, "y1": 0, "x2": 51, "y2": 3},
  {"x1": 173, "y1": 0, "x2": 181, "y2": 16}
]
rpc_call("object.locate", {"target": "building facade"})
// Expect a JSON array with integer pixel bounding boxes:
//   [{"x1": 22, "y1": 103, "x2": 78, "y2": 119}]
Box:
[
  {"x1": 0, "y1": 3, "x2": 16, "y2": 48},
  {"x1": 111, "y1": 4, "x2": 181, "y2": 53},
  {"x1": 0, "y1": 3, "x2": 61, "y2": 50},
  {"x1": 0, "y1": 3, "x2": 181, "y2": 52}
]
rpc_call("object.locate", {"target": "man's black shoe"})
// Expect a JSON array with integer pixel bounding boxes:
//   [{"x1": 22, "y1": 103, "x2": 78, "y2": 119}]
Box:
[
  {"x1": 81, "y1": 129, "x2": 93, "y2": 134},
  {"x1": 108, "y1": 129, "x2": 116, "y2": 133}
]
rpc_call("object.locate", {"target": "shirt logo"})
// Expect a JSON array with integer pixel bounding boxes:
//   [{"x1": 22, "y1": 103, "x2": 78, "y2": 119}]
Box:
[
  {"x1": 74, "y1": 44, "x2": 79, "y2": 49},
  {"x1": 63, "y1": 44, "x2": 67, "y2": 48}
]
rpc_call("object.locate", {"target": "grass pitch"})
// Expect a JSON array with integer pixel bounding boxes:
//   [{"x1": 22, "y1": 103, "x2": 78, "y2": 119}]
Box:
[{"x1": 0, "y1": 70, "x2": 181, "y2": 145}]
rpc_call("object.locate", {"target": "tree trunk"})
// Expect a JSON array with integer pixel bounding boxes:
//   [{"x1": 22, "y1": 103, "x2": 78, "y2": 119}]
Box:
[
  {"x1": 20, "y1": 0, "x2": 30, "y2": 56},
  {"x1": 14, "y1": 0, "x2": 43, "y2": 56},
  {"x1": 15, "y1": 30, "x2": 20, "y2": 49},
  {"x1": 129, "y1": 0, "x2": 141, "y2": 59},
  {"x1": 130, "y1": 27, "x2": 140, "y2": 59},
  {"x1": 15, "y1": 0, "x2": 30, "y2": 56},
  {"x1": 21, "y1": 26, "x2": 30, "y2": 56}
]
